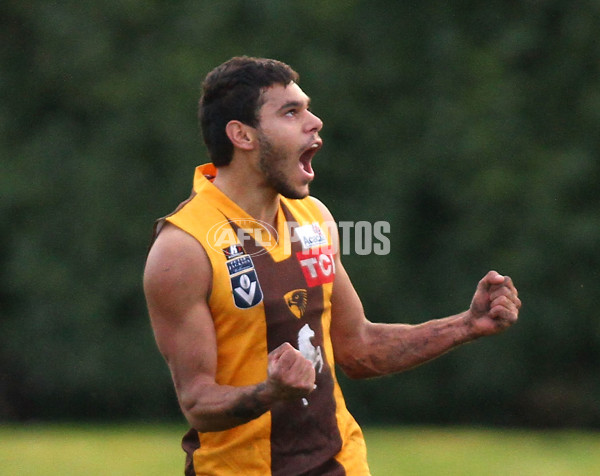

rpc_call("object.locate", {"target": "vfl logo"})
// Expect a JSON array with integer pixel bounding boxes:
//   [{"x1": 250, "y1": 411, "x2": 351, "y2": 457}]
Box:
[
  {"x1": 231, "y1": 271, "x2": 262, "y2": 308},
  {"x1": 227, "y1": 254, "x2": 263, "y2": 309},
  {"x1": 284, "y1": 289, "x2": 308, "y2": 319},
  {"x1": 296, "y1": 248, "x2": 335, "y2": 287}
]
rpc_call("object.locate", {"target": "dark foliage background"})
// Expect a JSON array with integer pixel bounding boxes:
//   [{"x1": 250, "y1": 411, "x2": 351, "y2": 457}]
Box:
[{"x1": 2, "y1": 0, "x2": 599, "y2": 428}]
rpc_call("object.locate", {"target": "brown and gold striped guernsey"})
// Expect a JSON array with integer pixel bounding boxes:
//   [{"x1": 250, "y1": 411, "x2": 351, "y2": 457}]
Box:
[{"x1": 156, "y1": 164, "x2": 370, "y2": 476}]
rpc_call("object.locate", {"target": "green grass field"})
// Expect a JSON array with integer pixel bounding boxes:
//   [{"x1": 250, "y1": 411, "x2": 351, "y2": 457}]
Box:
[{"x1": 1, "y1": 423, "x2": 599, "y2": 475}]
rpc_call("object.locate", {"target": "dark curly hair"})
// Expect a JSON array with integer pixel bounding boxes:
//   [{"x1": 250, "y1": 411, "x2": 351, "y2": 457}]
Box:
[{"x1": 198, "y1": 56, "x2": 299, "y2": 166}]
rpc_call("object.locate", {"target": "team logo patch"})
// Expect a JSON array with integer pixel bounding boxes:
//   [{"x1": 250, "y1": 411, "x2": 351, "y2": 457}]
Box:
[
  {"x1": 226, "y1": 253, "x2": 263, "y2": 309},
  {"x1": 295, "y1": 222, "x2": 328, "y2": 250},
  {"x1": 296, "y1": 247, "x2": 335, "y2": 287},
  {"x1": 284, "y1": 289, "x2": 308, "y2": 319}
]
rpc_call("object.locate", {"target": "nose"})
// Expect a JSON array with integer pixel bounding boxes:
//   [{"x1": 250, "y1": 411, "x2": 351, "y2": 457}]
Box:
[{"x1": 306, "y1": 110, "x2": 323, "y2": 133}]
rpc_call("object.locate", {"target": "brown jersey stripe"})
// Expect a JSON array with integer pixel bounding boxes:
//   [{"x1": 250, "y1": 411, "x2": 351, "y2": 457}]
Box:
[
  {"x1": 232, "y1": 204, "x2": 345, "y2": 475},
  {"x1": 182, "y1": 428, "x2": 200, "y2": 476}
]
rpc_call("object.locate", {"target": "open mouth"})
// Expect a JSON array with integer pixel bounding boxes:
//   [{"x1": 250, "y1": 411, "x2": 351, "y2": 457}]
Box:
[{"x1": 299, "y1": 141, "x2": 322, "y2": 177}]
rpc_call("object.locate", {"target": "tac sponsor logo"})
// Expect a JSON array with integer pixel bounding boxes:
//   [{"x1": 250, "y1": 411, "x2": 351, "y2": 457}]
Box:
[{"x1": 296, "y1": 248, "x2": 335, "y2": 287}]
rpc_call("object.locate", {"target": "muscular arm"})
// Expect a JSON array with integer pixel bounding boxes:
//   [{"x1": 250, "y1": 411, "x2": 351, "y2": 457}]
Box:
[
  {"x1": 311, "y1": 198, "x2": 521, "y2": 380},
  {"x1": 144, "y1": 223, "x2": 315, "y2": 432}
]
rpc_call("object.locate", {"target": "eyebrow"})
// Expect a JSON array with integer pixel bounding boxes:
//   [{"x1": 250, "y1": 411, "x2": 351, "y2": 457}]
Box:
[{"x1": 277, "y1": 98, "x2": 311, "y2": 113}]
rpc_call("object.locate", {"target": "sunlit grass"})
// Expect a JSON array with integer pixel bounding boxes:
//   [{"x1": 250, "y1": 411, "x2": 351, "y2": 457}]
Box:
[
  {"x1": 0, "y1": 423, "x2": 185, "y2": 476},
  {"x1": 1, "y1": 423, "x2": 599, "y2": 475},
  {"x1": 364, "y1": 426, "x2": 600, "y2": 475}
]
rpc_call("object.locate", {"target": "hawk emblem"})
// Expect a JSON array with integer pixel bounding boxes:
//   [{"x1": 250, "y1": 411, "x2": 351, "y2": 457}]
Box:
[{"x1": 284, "y1": 289, "x2": 308, "y2": 319}]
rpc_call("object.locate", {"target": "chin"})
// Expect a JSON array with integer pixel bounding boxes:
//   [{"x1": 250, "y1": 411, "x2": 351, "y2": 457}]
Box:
[
  {"x1": 268, "y1": 170, "x2": 312, "y2": 199},
  {"x1": 279, "y1": 184, "x2": 310, "y2": 200},
  {"x1": 282, "y1": 189, "x2": 309, "y2": 200}
]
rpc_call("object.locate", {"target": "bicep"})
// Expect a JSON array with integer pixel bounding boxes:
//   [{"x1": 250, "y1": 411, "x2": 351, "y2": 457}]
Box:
[
  {"x1": 310, "y1": 196, "x2": 374, "y2": 372},
  {"x1": 309, "y1": 200, "x2": 369, "y2": 362},
  {"x1": 329, "y1": 258, "x2": 372, "y2": 369},
  {"x1": 143, "y1": 224, "x2": 217, "y2": 395}
]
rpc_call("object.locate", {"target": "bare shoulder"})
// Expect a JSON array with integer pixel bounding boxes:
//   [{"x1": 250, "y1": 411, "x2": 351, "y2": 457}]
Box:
[
  {"x1": 309, "y1": 195, "x2": 335, "y2": 222},
  {"x1": 309, "y1": 195, "x2": 340, "y2": 258},
  {"x1": 144, "y1": 222, "x2": 212, "y2": 314}
]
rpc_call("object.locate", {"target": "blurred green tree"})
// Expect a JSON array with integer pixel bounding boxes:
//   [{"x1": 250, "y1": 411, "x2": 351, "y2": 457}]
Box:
[{"x1": 1, "y1": 0, "x2": 599, "y2": 427}]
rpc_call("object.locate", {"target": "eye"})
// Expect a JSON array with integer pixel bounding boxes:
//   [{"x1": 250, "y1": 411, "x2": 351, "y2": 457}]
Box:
[{"x1": 285, "y1": 109, "x2": 297, "y2": 117}]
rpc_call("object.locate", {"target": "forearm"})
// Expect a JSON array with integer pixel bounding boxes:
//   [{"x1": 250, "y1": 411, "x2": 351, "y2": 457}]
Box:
[
  {"x1": 178, "y1": 380, "x2": 275, "y2": 433},
  {"x1": 337, "y1": 311, "x2": 475, "y2": 379},
  {"x1": 173, "y1": 343, "x2": 315, "y2": 433}
]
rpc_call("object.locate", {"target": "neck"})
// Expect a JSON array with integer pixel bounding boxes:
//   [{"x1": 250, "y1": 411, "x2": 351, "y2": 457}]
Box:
[{"x1": 212, "y1": 164, "x2": 280, "y2": 227}]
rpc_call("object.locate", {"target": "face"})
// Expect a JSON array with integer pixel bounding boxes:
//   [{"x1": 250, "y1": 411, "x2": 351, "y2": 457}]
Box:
[{"x1": 254, "y1": 82, "x2": 323, "y2": 199}]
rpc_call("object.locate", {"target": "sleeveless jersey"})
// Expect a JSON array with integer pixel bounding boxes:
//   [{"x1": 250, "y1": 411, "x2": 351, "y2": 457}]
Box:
[{"x1": 156, "y1": 164, "x2": 370, "y2": 476}]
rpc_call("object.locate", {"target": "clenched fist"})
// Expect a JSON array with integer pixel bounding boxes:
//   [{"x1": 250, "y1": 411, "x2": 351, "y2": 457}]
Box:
[
  {"x1": 466, "y1": 270, "x2": 521, "y2": 336},
  {"x1": 266, "y1": 342, "x2": 316, "y2": 401}
]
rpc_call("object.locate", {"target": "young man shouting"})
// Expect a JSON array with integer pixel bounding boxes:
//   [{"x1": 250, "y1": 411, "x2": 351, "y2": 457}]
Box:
[{"x1": 144, "y1": 56, "x2": 521, "y2": 476}]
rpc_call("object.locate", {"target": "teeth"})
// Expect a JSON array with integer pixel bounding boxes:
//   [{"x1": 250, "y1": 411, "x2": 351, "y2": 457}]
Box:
[{"x1": 310, "y1": 143, "x2": 319, "y2": 149}]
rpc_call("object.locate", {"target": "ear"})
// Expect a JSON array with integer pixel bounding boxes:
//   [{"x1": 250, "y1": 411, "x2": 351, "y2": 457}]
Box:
[{"x1": 225, "y1": 120, "x2": 257, "y2": 151}]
